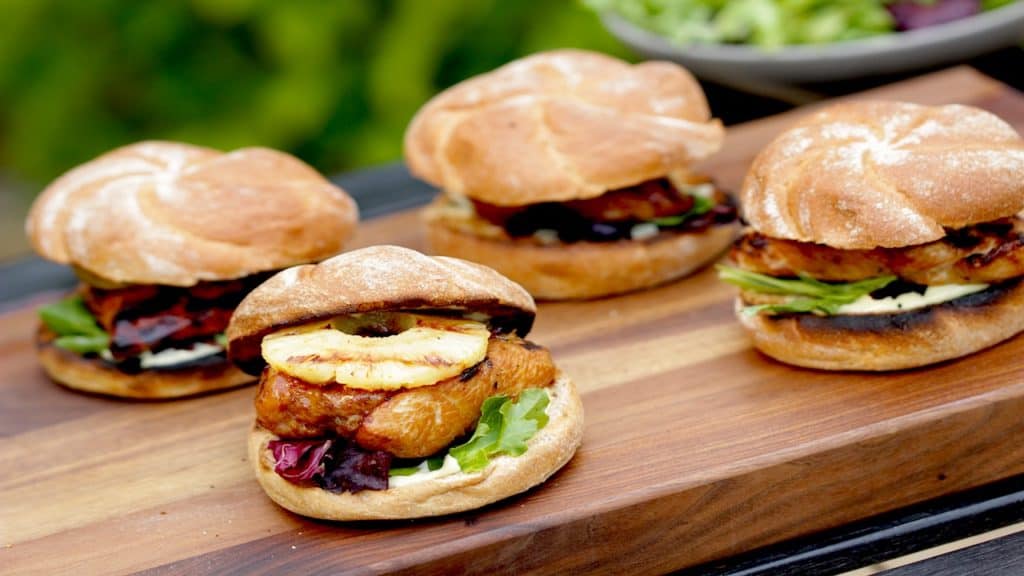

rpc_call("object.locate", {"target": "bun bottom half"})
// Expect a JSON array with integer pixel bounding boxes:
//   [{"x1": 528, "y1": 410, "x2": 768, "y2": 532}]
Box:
[
  {"x1": 36, "y1": 325, "x2": 255, "y2": 399},
  {"x1": 249, "y1": 369, "x2": 584, "y2": 521},
  {"x1": 426, "y1": 218, "x2": 739, "y2": 300},
  {"x1": 737, "y1": 279, "x2": 1024, "y2": 371}
]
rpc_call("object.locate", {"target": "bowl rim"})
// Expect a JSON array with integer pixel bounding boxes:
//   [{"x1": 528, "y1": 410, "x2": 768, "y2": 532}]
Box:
[{"x1": 602, "y1": 2, "x2": 1024, "y2": 62}]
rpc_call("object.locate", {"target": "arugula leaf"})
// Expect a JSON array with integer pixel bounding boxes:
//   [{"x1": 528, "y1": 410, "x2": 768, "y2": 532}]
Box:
[
  {"x1": 450, "y1": 388, "x2": 551, "y2": 473},
  {"x1": 717, "y1": 265, "x2": 896, "y2": 316},
  {"x1": 39, "y1": 296, "x2": 111, "y2": 354},
  {"x1": 651, "y1": 194, "x2": 715, "y2": 227}
]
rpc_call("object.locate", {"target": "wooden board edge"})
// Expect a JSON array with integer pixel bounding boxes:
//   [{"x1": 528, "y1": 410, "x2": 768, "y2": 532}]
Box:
[{"x1": 383, "y1": 387, "x2": 1024, "y2": 575}]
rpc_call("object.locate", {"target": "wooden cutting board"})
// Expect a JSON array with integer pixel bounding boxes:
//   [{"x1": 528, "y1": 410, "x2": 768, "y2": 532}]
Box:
[{"x1": 4, "y1": 67, "x2": 1024, "y2": 576}]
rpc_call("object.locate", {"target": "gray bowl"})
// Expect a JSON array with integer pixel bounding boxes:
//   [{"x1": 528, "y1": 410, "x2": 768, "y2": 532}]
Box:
[{"x1": 603, "y1": 5, "x2": 1024, "y2": 86}]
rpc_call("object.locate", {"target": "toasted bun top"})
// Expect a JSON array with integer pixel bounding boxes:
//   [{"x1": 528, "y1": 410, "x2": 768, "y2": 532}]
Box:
[
  {"x1": 226, "y1": 245, "x2": 536, "y2": 372},
  {"x1": 404, "y1": 49, "x2": 724, "y2": 206},
  {"x1": 26, "y1": 141, "x2": 358, "y2": 286},
  {"x1": 741, "y1": 101, "x2": 1024, "y2": 249}
]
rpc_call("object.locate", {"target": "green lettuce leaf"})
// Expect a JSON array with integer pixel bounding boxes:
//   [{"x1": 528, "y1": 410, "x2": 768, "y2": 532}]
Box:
[
  {"x1": 494, "y1": 387, "x2": 550, "y2": 457},
  {"x1": 39, "y1": 296, "x2": 106, "y2": 337},
  {"x1": 650, "y1": 194, "x2": 715, "y2": 227},
  {"x1": 717, "y1": 265, "x2": 897, "y2": 316},
  {"x1": 387, "y1": 389, "x2": 552, "y2": 478},
  {"x1": 39, "y1": 296, "x2": 111, "y2": 354},
  {"x1": 449, "y1": 396, "x2": 505, "y2": 472},
  {"x1": 449, "y1": 388, "x2": 551, "y2": 473},
  {"x1": 54, "y1": 334, "x2": 111, "y2": 355},
  {"x1": 389, "y1": 454, "x2": 447, "y2": 477}
]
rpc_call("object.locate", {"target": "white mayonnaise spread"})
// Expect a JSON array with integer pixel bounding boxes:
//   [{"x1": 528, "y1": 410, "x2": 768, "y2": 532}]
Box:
[
  {"x1": 630, "y1": 222, "x2": 660, "y2": 241},
  {"x1": 463, "y1": 311, "x2": 491, "y2": 323},
  {"x1": 837, "y1": 283, "x2": 989, "y2": 315},
  {"x1": 532, "y1": 229, "x2": 560, "y2": 245},
  {"x1": 389, "y1": 454, "x2": 462, "y2": 487},
  {"x1": 683, "y1": 182, "x2": 715, "y2": 198},
  {"x1": 138, "y1": 342, "x2": 224, "y2": 369}
]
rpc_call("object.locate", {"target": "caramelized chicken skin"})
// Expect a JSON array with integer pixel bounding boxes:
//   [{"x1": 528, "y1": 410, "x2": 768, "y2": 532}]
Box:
[
  {"x1": 255, "y1": 334, "x2": 557, "y2": 458},
  {"x1": 732, "y1": 218, "x2": 1024, "y2": 285},
  {"x1": 255, "y1": 370, "x2": 393, "y2": 438},
  {"x1": 472, "y1": 177, "x2": 709, "y2": 226}
]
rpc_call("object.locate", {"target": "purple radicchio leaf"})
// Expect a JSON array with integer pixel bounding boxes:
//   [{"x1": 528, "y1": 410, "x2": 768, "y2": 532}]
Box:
[
  {"x1": 887, "y1": 0, "x2": 980, "y2": 31},
  {"x1": 316, "y1": 440, "x2": 393, "y2": 493},
  {"x1": 269, "y1": 439, "x2": 332, "y2": 482}
]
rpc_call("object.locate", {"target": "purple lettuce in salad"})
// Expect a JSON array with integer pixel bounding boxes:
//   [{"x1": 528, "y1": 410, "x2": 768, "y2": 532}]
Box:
[{"x1": 888, "y1": 0, "x2": 980, "y2": 30}]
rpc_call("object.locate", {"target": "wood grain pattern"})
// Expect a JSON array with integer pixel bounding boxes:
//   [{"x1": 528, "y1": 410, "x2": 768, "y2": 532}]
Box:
[{"x1": 3, "y1": 67, "x2": 1024, "y2": 575}]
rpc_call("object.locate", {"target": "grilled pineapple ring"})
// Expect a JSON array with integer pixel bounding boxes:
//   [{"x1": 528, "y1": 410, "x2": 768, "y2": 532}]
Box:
[{"x1": 262, "y1": 312, "x2": 490, "y2": 390}]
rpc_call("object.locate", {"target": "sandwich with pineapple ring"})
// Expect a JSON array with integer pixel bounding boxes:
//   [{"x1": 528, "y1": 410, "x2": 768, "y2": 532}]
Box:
[{"x1": 227, "y1": 245, "x2": 583, "y2": 520}]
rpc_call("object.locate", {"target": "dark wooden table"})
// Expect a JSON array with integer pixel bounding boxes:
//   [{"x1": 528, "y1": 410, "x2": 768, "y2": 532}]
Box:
[{"x1": 3, "y1": 68, "x2": 1024, "y2": 575}]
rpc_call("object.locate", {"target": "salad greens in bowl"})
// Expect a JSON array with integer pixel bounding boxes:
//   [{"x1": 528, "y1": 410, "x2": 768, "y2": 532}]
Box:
[{"x1": 588, "y1": 0, "x2": 1024, "y2": 84}]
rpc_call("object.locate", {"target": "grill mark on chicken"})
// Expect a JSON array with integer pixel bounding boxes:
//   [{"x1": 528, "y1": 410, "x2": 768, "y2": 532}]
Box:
[
  {"x1": 731, "y1": 217, "x2": 1024, "y2": 284},
  {"x1": 459, "y1": 358, "x2": 489, "y2": 382}
]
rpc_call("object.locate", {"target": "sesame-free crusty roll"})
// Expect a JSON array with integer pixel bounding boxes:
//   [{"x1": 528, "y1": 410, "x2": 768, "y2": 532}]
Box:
[
  {"x1": 27, "y1": 140, "x2": 358, "y2": 398},
  {"x1": 27, "y1": 140, "x2": 358, "y2": 286},
  {"x1": 405, "y1": 49, "x2": 739, "y2": 300},
  {"x1": 741, "y1": 101, "x2": 1024, "y2": 250},
  {"x1": 722, "y1": 101, "x2": 1024, "y2": 371}
]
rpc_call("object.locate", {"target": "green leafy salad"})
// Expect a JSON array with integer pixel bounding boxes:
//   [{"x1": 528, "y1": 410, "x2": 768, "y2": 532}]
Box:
[
  {"x1": 717, "y1": 265, "x2": 897, "y2": 316},
  {"x1": 391, "y1": 388, "x2": 551, "y2": 476},
  {"x1": 38, "y1": 295, "x2": 110, "y2": 354},
  {"x1": 586, "y1": 0, "x2": 1018, "y2": 48}
]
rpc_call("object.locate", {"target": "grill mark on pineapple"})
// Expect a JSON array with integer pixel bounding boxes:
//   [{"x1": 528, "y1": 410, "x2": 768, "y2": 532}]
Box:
[
  {"x1": 285, "y1": 353, "x2": 457, "y2": 366},
  {"x1": 423, "y1": 354, "x2": 454, "y2": 367}
]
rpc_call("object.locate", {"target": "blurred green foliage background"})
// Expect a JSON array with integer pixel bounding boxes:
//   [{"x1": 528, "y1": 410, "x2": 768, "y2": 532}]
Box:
[{"x1": 0, "y1": 0, "x2": 627, "y2": 188}]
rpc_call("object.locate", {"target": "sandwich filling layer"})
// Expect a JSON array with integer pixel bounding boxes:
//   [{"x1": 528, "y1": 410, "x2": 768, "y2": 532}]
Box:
[
  {"x1": 430, "y1": 175, "x2": 737, "y2": 246},
  {"x1": 255, "y1": 312, "x2": 557, "y2": 493},
  {"x1": 732, "y1": 218, "x2": 1024, "y2": 285},
  {"x1": 721, "y1": 217, "x2": 1024, "y2": 317},
  {"x1": 39, "y1": 273, "x2": 271, "y2": 371}
]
